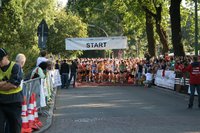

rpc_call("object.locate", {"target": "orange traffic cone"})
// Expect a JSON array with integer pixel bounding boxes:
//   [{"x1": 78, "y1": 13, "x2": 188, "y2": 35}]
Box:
[
  {"x1": 33, "y1": 93, "x2": 43, "y2": 127},
  {"x1": 28, "y1": 94, "x2": 39, "y2": 130},
  {"x1": 21, "y1": 96, "x2": 32, "y2": 133}
]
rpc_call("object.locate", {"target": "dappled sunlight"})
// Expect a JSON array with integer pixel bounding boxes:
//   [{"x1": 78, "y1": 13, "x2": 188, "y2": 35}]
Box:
[
  {"x1": 55, "y1": 100, "x2": 158, "y2": 111},
  {"x1": 57, "y1": 91, "x2": 128, "y2": 100},
  {"x1": 140, "y1": 105, "x2": 156, "y2": 110},
  {"x1": 182, "y1": 132, "x2": 200, "y2": 133},
  {"x1": 56, "y1": 103, "x2": 119, "y2": 109},
  {"x1": 54, "y1": 113, "x2": 66, "y2": 117},
  {"x1": 110, "y1": 99, "x2": 132, "y2": 102},
  {"x1": 69, "y1": 103, "x2": 118, "y2": 108},
  {"x1": 74, "y1": 118, "x2": 103, "y2": 123},
  {"x1": 130, "y1": 102, "x2": 145, "y2": 105}
]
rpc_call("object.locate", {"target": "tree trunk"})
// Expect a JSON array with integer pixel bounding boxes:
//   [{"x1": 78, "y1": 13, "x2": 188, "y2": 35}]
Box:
[
  {"x1": 155, "y1": 4, "x2": 169, "y2": 54},
  {"x1": 156, "y1": 23, "x2": 169, "y2": 54},
  {"x1": 146, "y1": 12, "x2": 156, "y2": 57},
  {"x1": 143, "y1": 4, "x2": 169, "y2": 55},
  {"x1": 170, "y1": 0, "x2": 185, "y2": 56}
]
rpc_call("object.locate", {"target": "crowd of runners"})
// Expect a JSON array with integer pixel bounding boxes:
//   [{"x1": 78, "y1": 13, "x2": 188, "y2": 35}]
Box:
[{"x1": 56, "y1": 54, "x2": 197, "y2": 86}]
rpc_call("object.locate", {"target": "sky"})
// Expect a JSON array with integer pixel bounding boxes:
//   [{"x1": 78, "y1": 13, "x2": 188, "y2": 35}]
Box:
[{"x1": 57, "y1": 0, "x2": 68, "y2": 7}]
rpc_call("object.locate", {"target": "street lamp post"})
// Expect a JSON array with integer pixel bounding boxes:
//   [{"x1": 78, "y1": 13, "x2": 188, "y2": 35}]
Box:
[
  {"x1": 93, "y1": 8, "x2": 124, "y2": 58},
  {"x1": 0, "y1": 0, "x2": 2, "y2": 9},
  {"x1": 0, "y1": 0, "x2": 2, "y2": 8},
  {"x1": 195, "y1": 0, "x2": 198, "y2": 56},
  {"x1": 88, "y1": 24, "x2": 108, "y2": 37},
  {"x1": 93, "y1": 8, "x2": 123, "y2": 36},
  {"x1": 88, "y1": 24, "x2": 109, "y2": 58}
]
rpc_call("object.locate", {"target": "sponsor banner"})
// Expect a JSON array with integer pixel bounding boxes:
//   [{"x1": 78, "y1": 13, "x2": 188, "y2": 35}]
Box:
[
  {"x1": 155, "y1": 70, "x2": 197, "y2": 95},
  {"x1": 155, "y1": 70, "x2": 175, "y2": 90},
  {"x1": 40, "y1": 79, "x2": 47, "y2": 107},
  {"x1": 65, "y1": 36, "x2": 127, "y2": 50},
  {"x1": 49, "y1": 70, "x2": 62, "y2": 87}
]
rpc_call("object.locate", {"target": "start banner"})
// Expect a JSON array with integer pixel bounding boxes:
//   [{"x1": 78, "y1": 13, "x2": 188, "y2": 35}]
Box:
[{"x1": 65, "y1": 36, "x2": 127, "y2": 50}]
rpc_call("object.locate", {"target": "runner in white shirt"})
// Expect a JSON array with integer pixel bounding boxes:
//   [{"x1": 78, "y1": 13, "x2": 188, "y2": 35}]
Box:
[{"x1": 144, "y1": 70, "x2": 153, "y2": 87}]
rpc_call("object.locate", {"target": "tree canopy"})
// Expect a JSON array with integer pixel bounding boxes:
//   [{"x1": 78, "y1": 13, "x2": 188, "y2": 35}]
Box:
[
  {"x1": 0, "y1": 0, "x2": 199, "y2": 73},
  {"x1": 0, "y1": 0, "x2": 88, "y2": 73}
]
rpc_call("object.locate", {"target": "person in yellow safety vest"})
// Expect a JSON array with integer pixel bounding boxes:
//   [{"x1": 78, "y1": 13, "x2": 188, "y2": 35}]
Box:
[{"x1": 0, "y1": 48, "x2": 23, "y2": 133}]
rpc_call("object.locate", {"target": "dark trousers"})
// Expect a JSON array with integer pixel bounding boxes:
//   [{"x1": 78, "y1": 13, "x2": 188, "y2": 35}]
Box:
[
  {"x1": 0, "y1": 102, "x2": 22, "y2": 133},
  {"x1": 68, "y1": 72, "x2": 77, "y2": 87},
  {"x1": 61, "y1": 73, "x2": 69, "y2": 88},
  {"x1": 189, "y1": 84, "x2": 200, "y2": 107}
]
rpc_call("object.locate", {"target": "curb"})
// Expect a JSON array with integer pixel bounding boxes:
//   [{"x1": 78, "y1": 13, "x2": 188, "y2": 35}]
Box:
[{"x1": 34, "y1": 87, "x2": 57, "y2": 133}]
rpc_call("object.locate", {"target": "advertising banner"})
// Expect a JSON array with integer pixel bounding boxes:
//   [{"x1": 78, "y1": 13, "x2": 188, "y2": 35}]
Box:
[{"x1": 155, "y1": 70, "x2": 175, "y2": 90}]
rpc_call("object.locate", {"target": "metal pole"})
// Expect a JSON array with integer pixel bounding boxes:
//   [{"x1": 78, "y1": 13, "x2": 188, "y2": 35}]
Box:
[
  {"x1": 137, "y1": 44, "x2": 139, "y2": 57},
  {"x1": 96, "y1": 25, "x2": 108, "y2": 37},
  {"x1": 195, "y1": 0, "x2": 198, "y2": 56},
  {"x1": 88, "y1": 24, "x2": 108, "y2": 37},
  {"x1": 42, "y1": 24, "x2": 44, "y2": 43},
  {"x1": 88, "y1": 24, "x2": 108, "y2": 58},
  {"x1": 0, "y1": 0, "x2": 2, "y2": 8},
  {"x1": 93, "y1": 8, "x2": 123, "y2": 36}
]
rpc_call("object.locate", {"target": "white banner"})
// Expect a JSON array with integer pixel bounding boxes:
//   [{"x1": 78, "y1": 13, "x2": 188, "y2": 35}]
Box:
[
  {"x1": 49, "y1": 70, "x2": 62, "y2": 87},
  {"x1": 155, "y1": 70, "x2": 175, "y2": 90},
  {"x1": 40, "y1": 79, "x2": 47, "y2": 107},
  {"x1": 65, "y1": 36, "x2": 127, "y2": 50}
]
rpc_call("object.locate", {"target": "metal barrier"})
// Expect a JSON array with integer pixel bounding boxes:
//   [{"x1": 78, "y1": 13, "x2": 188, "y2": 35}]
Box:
[
  {"x1": 23, "y1": 70, "x2": 61, "y2": 106},
  {"x1": 3, "y1": 70, "x2": 61, "y2": 133},
  {"x1": 23, "y1": 78, "x2": 41, "y2": 108},
  {"x1": 22, "y1": 70, "x2": 61, "y2": 116}
]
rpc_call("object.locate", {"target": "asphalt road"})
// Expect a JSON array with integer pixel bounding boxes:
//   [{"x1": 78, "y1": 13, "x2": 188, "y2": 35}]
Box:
[{"x1": 45, "y1": 86, "x2": 200, "y2": 133}]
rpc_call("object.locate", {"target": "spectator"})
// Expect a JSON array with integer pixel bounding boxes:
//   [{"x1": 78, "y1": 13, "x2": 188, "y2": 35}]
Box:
[
  {"x1": 36, "y1": 50, "x2": 48, "y2": 66},
  {"x1": 169, "y1": 57, "x2": 175, "y2": 70},
  {"x1": 16, "y1": 53, "x2": 26, "y2": 68},
  {"x1": 0, "y1": 48, "x2": 23, "y2": 133},
  {"x1": 164, "y1": 53, "x2": 170, "y2": 62},
  {"x1": 15, "y1": 53, "x2": 26, "y2": 87},
  {"x1": 182, "y1": 56, "x2": 200, "y2": 109},
  {"x1": 60, "y1": 60, "x2": 69, "y2": 89},
  {"x1": 174, "y1": 60, "x2": 184, "y2": 92},
  {"x1": 31, "y1": 62, "x2": 48, "y2": 79},
  {"x1": 144, "y1": 52, "x2": 151, "y2": 62},
  {"x1": 144, "y1": 69, "x2": 153, "y2": 87},
  {"x1": 137, "y1": 62, "x2": 143, "y2": 80},
  {"x1": 68, "y1": 60, "x2": 78, "y2": 88},
  {"x1": 55, "y1": 60, "x2": 60, "y2": 70}
]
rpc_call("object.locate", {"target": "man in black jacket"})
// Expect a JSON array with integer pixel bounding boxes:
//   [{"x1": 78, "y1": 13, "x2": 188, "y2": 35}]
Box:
[
  {"x1": 68, "y1": 60, "x2": 78, "y2": 88},
  {"x1": 60, "y1": 60, "x2": 69, "y2": 89}
]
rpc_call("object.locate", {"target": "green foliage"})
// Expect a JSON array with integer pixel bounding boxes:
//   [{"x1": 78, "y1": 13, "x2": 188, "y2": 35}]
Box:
[
  {"x1": 0, "y1": 0, "x2": 199, "y2": 70},
  {"x1": 46, "y1": 10, "x2": 88, "y2": 58},
  {"x1": 0, "y1": 0, "x2": 88, "y2": 74},
  {"x1": 67, "y1": 0, "x2": 148, "y2": 57},
  {"x1": 0, "y1": 0, "x2": 56, "y2": 73},
  {"x1": 181, "y1": 0, "x2": 200, "y2": 53}
]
